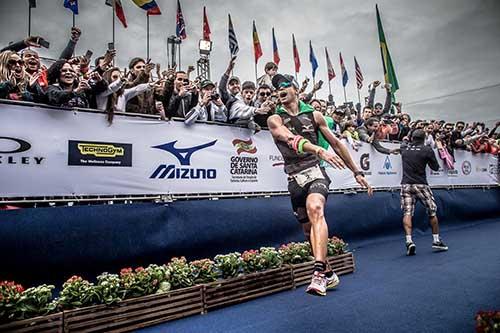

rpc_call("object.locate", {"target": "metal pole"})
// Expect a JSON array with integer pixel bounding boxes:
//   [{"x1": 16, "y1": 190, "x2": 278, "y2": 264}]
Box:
[
  {"x1": 254, "y1": 62, "x2": 258, "y2": 85},
  {"x1": 313, "y1": 76, "x2": 316, "y2": 98},
  {"x1": 357, "y1": 88, "x2": 361, "y2": 106},
  {"x1": 112, "y1": 5, "x2": 115, "y2": 47},
  {"x1": 178, "y1": 42, "x2": 181, "y2": 71},
  {"x1": 146, "y1": 14, "x2": 149, "y2": 59},
  {"x1": 343, "y1": 85, "x2": 347, "y2": 103},
  {"x1": 28, "y1": 6, "x2": 31, "y2": 37},
  {"x1": 72, "y1": 13, "x2": 75, "y2": 28}
]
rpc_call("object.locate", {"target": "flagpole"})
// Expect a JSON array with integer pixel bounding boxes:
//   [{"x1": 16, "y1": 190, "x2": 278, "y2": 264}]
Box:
[
  {"x1": 146, "y1": 13, "x2": 150, "y2": 59},
  {"x1": 343, "y1": 85, "x2": 347, "y2": 104},
  {"x1": 254, "y1": 62, "x2": 258, "y2": 85},
  {"x1": 178, "y1": 43, "x2": 181, "y2": 71},
  {"x1": 313, "y1": 76, "x2": 316, "y2": 99},
  {"x1": 357, "y1": 88, "x2": 361, "y2": 106},
  {"x1": 112, "y1": 4, "x2": 115, "y2": 47},
  {"x1": 72, "y1": 13, "x2": 75, "y2": 28},
  {"x1": 28, "y1": 5, "x2": 32, "y2": 37}
]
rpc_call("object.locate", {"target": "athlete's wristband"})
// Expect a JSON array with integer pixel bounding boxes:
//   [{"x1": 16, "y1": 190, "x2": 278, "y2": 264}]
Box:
[
  {"x1": 353, "y1": 171, "x2": 365, "y2": 177},
  {"x1": 297, "y1": 138, "x2": 310, "y2": 154},
  {"x1": 289, "y1": 135, "x2": 304, "y2": 152}
]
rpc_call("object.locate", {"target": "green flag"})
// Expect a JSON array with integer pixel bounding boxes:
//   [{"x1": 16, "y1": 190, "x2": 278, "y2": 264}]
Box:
[{"x1": 376, "y1": 4, "x2": 399, "y2": 101}]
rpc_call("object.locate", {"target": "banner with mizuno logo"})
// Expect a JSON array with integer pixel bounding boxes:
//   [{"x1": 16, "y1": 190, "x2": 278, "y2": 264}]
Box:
[{"x1": 0, "y1": 103, "x2": 497, "y2": 198}]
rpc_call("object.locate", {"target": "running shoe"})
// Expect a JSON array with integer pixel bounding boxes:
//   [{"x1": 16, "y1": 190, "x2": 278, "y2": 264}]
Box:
[
  {"x1": 406, "y1": 241, "x2": 416, "y2": 256},
  {"x1": 432, "y1": 240, "x2": 448, "y2": 251},
  {"x1": 325, "y1": 271, "x2": 340, "y2": 290},
  {"x1": 306, "y1": 271, "x2": 327, "y2": 296}
]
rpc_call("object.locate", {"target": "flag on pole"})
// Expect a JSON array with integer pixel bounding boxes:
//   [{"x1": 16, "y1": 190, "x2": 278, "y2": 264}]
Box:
[
  {"x1": 29, "y1": 0, "x2": 36, "y2": 8},
  {"x1": 63, "y1": 0, "x2": 78, "y2": 15},
  {"x1": 354, "y1": 56, "x2": 363, "y2": 89},
  {"x1": 105, "y1": 0, "x2": 128, "y2": 28},
  {"x1": 292, "y1": 34, "x2": 300, "y2": 73},
  {"x1": 202, "y1": 6, "x2": 211, "y2": 41},
  {"x1": 131, "y1": 0, "x2": 161, "y2": 15},
  {"x1": 228, "y1": 14, "x2": 239, "y2": 56},
  {"x1": 176, "y1": 0, "x2": 186, "y2": 39},
  {"x1": 252, "y1": 21, "x2": 263, "y2": 64},
  {"x1": 376, "y1": 5, "x2": 399, "y2": 98},
  {"x1": 340, "y1": 52, "x2": 348, "y2": 87},
  {"x1": 272, "y1": 27, "x2": 280, "y2": 65},
  {"x1": 309, "y1": 41, "x2": 318, "y2": 79},
  {"x1": 325, "y1": 47, "x2": 335, "y2": 81}
]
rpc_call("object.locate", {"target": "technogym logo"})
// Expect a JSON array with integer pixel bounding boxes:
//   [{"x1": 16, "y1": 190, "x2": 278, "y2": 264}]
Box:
[{"x1": 150, "y1": 140, "x2": 217, "y2": 179}]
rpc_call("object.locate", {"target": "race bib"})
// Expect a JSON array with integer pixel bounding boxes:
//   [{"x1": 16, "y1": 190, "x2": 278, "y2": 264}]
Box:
[{"x1": 293, "y1": 165, "x2": 324, "y2": 187}]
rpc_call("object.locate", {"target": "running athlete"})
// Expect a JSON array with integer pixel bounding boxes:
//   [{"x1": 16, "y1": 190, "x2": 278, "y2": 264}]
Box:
[{"x1": 268, "y1": 74, "x2": 373, "y2": 296}]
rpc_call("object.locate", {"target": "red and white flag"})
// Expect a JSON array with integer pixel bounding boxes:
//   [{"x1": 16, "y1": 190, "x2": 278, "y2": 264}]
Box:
[
  {"x1": 325, "y1": 47, "x2": 335, "y2": 81},
  {"x1": 354, "y1": 56, "x2": 363, "y2": 89},
  {"x1": 202, "y1": 6, "x2": 211, "y2": 41},
  {"x1": 105, "y1": 0, "x2": 127, "y2": 28}
]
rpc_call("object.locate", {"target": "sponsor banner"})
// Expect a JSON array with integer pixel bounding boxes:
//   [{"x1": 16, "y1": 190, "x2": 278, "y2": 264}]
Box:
[{"x1": 0, "y1": 103, "x2": 497, "y2": 197}]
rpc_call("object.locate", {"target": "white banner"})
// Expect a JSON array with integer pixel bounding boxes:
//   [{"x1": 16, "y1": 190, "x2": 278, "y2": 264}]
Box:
[{"x1": 0, "y1": 103, "x2": 498, "y2": 197}]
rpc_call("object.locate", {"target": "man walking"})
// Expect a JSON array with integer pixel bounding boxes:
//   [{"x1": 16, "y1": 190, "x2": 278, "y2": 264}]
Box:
[
  {"x1": 268, "y1": 74, "x2": 373, "y2": 296},
  {"x1": 400, "y1": 129, "x2": 448, "y2": 256}
]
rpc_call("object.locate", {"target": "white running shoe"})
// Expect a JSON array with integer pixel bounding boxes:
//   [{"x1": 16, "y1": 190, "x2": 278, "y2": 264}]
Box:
[
  {"x1": 325, "y1": 271, "x2": 340, "y2": 290},
  {"x1": 306, "y1": 271, "x2": 327, "y2": 296}
]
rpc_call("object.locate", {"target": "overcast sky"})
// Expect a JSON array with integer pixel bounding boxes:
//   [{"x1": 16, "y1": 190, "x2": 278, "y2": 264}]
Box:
[{"x1": 1, "y1": 0, "x2": 499, "y2": 126}]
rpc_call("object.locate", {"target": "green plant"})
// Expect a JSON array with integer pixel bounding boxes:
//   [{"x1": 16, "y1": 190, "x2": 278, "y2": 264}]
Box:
[
  {"x1": 278, "y1": 242, "x2": 314, "y2": 264},
  {"x1": 476, "y1": 311, "x2": 500, "y2": 333},
  {"x1": 145, "y1": 264, "x2": 171, "y2": 294},
  {"x1": 119, "y1": 267, "x2": 157, "y2": 299},
  {"x1": 95, "y1": 273, "x2": 123, "y2": 305},
  {"x1": 259, "y1": 247, "x2": 283, "y2": 269},
  {"x1": 166, "y1": 257, "x2": 194, "y2": 289},
  {"x1": 327, "y1": 236, "x2": 348, "y2": 256},
  {"x1": 57, "y1": 276, "x2": 100, "y2": 310},
  {"x1": 214, "y1": 252, "x2": 242, "y2": 278},
  {"x1": 241, "y1": 250, "x2": 265, "y2": 273},
  {"x1": 14, "y1": 284, "x2": 57, "y2": 319},
  {"x1": 0, "y1": 281, "x2": 25, "y2": 321},
  {"x1": 190, "y1": 259, "x2": 218, "y2": 284}
]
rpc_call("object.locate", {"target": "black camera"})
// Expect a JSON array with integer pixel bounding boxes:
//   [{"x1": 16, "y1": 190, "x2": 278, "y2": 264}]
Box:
[{"x1": 210, "y1": 93, "x2": 220, "y2": 101}]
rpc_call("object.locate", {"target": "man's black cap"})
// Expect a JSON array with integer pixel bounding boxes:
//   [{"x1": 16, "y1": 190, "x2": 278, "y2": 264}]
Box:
[
  {"x1": 271, "y1": 74, "x2": 298, "y2": 90},
  {"x1": 200, "y1": 79, "x2": 215, "y2": 89}
]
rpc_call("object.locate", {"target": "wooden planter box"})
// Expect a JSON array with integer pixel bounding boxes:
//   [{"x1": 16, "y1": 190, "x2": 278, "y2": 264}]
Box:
[
  {"x1": 0, "y1": 312, "x2": 63, "y2": 333},
  {"x1": 63, "y1": 285, "x2": 203, "y2": 333},
  {"x1": 203, "y1": 266, "x2": 293, "y2": 311},
  {"x1": 291, "y1": 252, "x2": 355, "y2": 287}
]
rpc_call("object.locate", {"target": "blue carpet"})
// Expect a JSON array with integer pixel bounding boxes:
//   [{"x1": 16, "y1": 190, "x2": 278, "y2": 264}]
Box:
[{"x1": 138, "y1": 219, "x2": 500, "y2": 333}]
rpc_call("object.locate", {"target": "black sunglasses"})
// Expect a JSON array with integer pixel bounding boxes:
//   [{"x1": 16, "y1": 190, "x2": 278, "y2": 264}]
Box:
[
  {"x1": 259, "y1": 92, "x2": 271, "y2": 97},
  {"x1": 8, "y1": 60, "x2": 24, "y2": 66}
]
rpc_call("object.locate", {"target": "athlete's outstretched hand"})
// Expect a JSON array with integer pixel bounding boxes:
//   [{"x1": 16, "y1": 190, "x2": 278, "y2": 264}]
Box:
[
  {"x1": 355, "y1": 174, "x2": 373, "y2": 196},
  {"x1": 318, "y1": 149, "x2": 345, "y2": 169}
]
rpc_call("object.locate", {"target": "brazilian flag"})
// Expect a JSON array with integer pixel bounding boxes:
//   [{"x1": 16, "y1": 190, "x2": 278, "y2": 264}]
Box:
[{"x1": 376, "y1": 5, "x2": 399, "y2": 102}]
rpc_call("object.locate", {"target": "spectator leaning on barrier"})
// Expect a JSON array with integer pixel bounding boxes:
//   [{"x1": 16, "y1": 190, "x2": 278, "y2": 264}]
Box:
[
  {"x1": 0, "y1": 50, "x2": 44, "y2": 102},
  {"x1": 399, "y1": 129, "x2": 448, "y2": 256},
  {"x1": 253, "y1": 84, "x2": 273, "y2": 128},
  {"x1": 184, "y1": 79, "x2": 228, "y2": 125},
  {"x1": 357, "y1": 117, "x2": 398, "y2": 155},
  {"x1": 46, "y1": 60, "x2": 106, "y2": 108},
  {"x1": 166, "y1": 70, "x2": 198, "y2": 119},
  {"x1": 356, "y1": 105, "x2": 373, "y2": 127}
]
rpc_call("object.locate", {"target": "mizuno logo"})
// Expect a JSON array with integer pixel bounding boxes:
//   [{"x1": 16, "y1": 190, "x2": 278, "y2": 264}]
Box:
[{"x1": 152, "y1": 140, "x2": 217, "y2": 166}]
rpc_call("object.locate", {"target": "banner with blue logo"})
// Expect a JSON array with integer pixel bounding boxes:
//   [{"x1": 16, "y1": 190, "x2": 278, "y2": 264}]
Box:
[{"x1": 0, "y1": 103, "x2": 497, "y2": 198}]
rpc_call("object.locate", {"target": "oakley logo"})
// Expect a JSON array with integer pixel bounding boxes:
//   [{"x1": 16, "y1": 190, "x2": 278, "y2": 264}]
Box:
[
  {"x1": 0, "y1": 137, "x2": 31, "y2": 153},
  {"x1": 152, "y1": 140, "x2": 217, "y2": 166}
]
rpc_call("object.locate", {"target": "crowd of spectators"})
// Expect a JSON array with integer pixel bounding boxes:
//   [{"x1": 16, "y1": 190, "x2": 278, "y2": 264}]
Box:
[{"x1": 1, "y1": 28, "x2": 498, "y2": 162}]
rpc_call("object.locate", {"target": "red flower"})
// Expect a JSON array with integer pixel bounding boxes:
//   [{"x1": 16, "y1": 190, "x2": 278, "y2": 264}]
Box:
[{"x1": 135, "y1": 267, "x2": 145, "y2": 272}]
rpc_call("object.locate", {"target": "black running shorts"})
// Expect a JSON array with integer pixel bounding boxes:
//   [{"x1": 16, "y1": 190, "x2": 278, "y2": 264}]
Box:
[{"x1": 287, "y1": 167, "x2": 331, "y2": 224}]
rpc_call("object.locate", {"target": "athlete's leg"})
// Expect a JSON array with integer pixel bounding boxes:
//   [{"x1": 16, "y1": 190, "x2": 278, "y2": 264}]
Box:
[{"x1": 305, "y1": 193, "x2": 328, "y2": 263}]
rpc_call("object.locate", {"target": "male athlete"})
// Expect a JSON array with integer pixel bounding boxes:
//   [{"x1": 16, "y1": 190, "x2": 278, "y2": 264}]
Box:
[{"x1": 268, "y1": 74, "x2": 373, "y2": 296}]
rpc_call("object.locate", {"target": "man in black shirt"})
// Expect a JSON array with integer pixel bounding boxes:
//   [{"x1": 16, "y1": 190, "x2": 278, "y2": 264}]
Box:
[{"x1": 400, "y1": 129, "x2": 448, "y2": 256}]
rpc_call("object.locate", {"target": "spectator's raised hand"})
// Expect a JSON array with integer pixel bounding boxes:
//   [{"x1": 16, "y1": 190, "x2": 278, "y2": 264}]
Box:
[
  {"x1": 29, "y1": 72, "x2": 42, "y2": 87},
  {"x1": 144, "y1": 61, "x2": 155, "y2": 75},
  {"x1": 70, "y1": 27, "x2": 82, "y2": 42},
  {"x1": 312, "y1": 80, "x2": 323, "y2": 92},
  {"x1": 100, "y1": 49, "x2": 116, "y2": 68},
  {"x1": 24, "y1": 36, "x2": 42, "y2": 48},
  {"x1": 89, "y1": 71, "x2": 102, "y2": 82},
  {"x1": 75, "y1": 80, "x2": 91, "y2": 93},
  {"x1": 373, "y1": 80, "x2": 381, "y2": 88},
  {"x1": 199, "y1": 91, "x2": 211, "y2": 106},
  {"x1": 163, "y1": 65, "x2": 176, "y2": 81}
]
